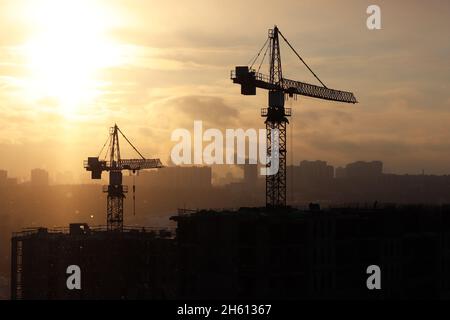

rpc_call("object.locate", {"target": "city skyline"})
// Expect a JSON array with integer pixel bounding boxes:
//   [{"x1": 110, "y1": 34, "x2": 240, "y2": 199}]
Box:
[{"x1": 0, "y1": 157, "x2": 449, "y2": 186}]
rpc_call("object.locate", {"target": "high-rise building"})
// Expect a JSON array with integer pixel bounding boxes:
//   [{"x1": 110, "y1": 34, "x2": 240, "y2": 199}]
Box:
[
  {"x1": 30, "y1": 169, "x2": 49, "y2": 187},
  {"x1": 6, "y1": 178, "x2": 18, "y2": 186},
  {"x1": 0, "y1": 170, "x2": 7, "y2": 187},
  {"x1": 127, "y1": 166, "x2": 212, "y2": 190},
  {"x1": 335, "y1": 166, "x2": 346, "y2": 179},
  {"x1": 298, "y1": 160, "x2": 334, "y2": 184},
  {"x1": 243, "y1": 164, "x2": 258, "y2": 188},
  {"x1": 345, "y1": 161, "x2": 383, "y2": 179}
]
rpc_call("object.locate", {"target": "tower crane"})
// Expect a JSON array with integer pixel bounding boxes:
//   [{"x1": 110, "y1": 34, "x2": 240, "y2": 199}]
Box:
[
  {"x1": 84, "y1": 124, "x2": 163, "y2": 231},
  {"x1": 231, "y1": 25, "x2": 357, "y2": 208}
]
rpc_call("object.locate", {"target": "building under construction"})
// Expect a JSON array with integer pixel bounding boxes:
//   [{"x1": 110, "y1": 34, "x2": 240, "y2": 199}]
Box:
[
  {"x1": 171, "y1": 205, "x2": 450, "y2": 300},
  {"x1": 10, "y1": 204, "x2": 450, "y2": 299},
  {"x1": 11, "y1": 223, "x2": 175, "y2": 300}
]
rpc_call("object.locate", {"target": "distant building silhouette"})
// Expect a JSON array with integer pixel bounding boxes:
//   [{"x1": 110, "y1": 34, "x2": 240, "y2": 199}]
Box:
[
  {"x1": 6, "y1": 177, "x2": 18, "y2": 187},
  {"x1": 243, "y1": 163, "x2": 258, "y2": 188},
  {"x1": 287, "y1": 160, "x2": 334, "y2": 186},
  {"x1": 287, "y1": 160, "x2": 335, "y2": 204},
  {"x1": 335, "y1": 167, "x2": 345, "y2": 179},
  {"x1": 345, "y1": 161, "x2": 383, "y2": 180},
  {"x1": 126, "y1": 166, "x2": 211, "y2": 190},
  {"x1": 299, "y1": 160, "x2": 334, "y2": 183},
  {"x1": 0, "y1": 170, "x2": 18, "y2": 188},
  {"x1": 31, "y1": 169, "x2": 49, "y2": 187},
  {"x1": 0, "y1": 170, "x2": 7, "y2": 187}
]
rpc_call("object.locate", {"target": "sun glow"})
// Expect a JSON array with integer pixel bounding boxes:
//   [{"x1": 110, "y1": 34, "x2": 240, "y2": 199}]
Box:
[{"x1": 22, "y1": 0, "x2": 122, "y2": 116}]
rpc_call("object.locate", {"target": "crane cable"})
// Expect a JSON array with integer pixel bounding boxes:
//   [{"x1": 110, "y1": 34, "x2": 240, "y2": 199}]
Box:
[
  {"x1": 97, "y1": 126, "x2": 113, "y2": 161},
  {"x1": 116, "y1": 125, "x2": 145, "y2": 217},
  {"x1": 257, "y1": 39, "x2": 271, "y2": 74},
  {"x1": 117, "y1": 126, "x2": 146, "y2": 160},
  {"x1": 278, "y1": 30, "x2": 328, "y2": 88},
  {"x1": 249, "y1": 38, "x2": 269, "y2": 70},
  {"x1": 132, "y1": 172, "x2": 136, "y2": 216},
  {"x1": 97, "y1": 134, "x2": 111, "y2": 159}
]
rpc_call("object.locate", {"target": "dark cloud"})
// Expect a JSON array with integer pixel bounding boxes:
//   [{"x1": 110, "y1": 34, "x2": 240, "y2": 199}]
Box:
[
  {"x1": 299, "y1": 109, "x2": 353, "y2": 127},
  {"x1": 155, "y1": 95, "x2": 239, "y2": 127},
  {"x1": 305, "y1": 134, "x2": 412, "y2": 156}
]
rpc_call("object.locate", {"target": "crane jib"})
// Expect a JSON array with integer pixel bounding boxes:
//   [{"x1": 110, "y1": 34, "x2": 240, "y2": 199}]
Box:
[
  {"x1": 282, "y1": 77, "x2": 358, "y2": 104},
  {"x1": 231, "y1": 67, "x2": 357, "y2": 104},
  {"x1": 119, "y1": 159, "x2": 163, "y2": 170}
]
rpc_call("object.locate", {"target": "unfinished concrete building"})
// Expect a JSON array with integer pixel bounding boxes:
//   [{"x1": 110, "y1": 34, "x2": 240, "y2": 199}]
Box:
[
  {"x1": 11, "y1": 223, "x2": 175, "y2": 300},
  {"x1": 171, "y1": 205, "x2": 450, "y2": 299}
]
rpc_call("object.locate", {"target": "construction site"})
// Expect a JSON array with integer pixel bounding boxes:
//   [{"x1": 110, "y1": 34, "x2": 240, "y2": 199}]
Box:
[
  {"x1": 9, "y1": 25, "x2": 450, "y2": 300},
  {"x1": 11, "y1": 205, "x2": 450, "y2": 299}
]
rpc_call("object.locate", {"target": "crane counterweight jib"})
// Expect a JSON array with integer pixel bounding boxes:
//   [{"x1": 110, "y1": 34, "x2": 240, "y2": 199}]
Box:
[
  {"x1": 234, "y1": 66, "x2": 257, "y2": 95},
  {"x1": 84, "y1": 157, "x2": 107, "y2": 179}
]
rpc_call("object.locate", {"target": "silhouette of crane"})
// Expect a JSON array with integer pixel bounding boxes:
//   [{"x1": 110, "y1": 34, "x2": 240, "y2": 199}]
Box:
[
  {"x1": 84, "y1": 124, "x2": 163, "y2": 231},
  {"x1": 231, "y1": 25, "x2": 357, "y2": 208}
]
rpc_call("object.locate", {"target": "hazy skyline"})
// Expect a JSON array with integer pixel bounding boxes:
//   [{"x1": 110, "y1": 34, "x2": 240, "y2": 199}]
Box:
[{"x1": 1, "y1": 0, "x2": 449, "y2": 179}]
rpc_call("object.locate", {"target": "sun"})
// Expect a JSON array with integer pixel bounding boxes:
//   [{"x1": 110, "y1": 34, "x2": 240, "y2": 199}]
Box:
[{"x1": 22, "y1": 0, "x2": 122, "y2": 116}]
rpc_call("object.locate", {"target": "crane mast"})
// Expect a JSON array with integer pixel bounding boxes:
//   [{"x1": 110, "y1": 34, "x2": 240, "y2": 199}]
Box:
[
  {"x1": 107, "y1": 125, "x2": 125, "y2": 231},
  {"x1": 231, "y1": 25, "x2": 357, "y2": 208},
  {"x1": 265, "y1": 26, "x2": 289, "y2": 208}
]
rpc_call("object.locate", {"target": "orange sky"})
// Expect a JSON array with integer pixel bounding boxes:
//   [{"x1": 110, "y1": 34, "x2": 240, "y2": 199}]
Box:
[{"x1": 0, "y1": 0, "x2": 449, "y2": 181}]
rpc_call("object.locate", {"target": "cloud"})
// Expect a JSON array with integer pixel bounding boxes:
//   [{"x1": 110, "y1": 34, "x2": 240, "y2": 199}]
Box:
[
  {"x1": 0, "y1": 0, "x2": 449, "y2": 177},
  {"x1": 149, "y1": 95, "x2": 240, "y2": 128}
]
